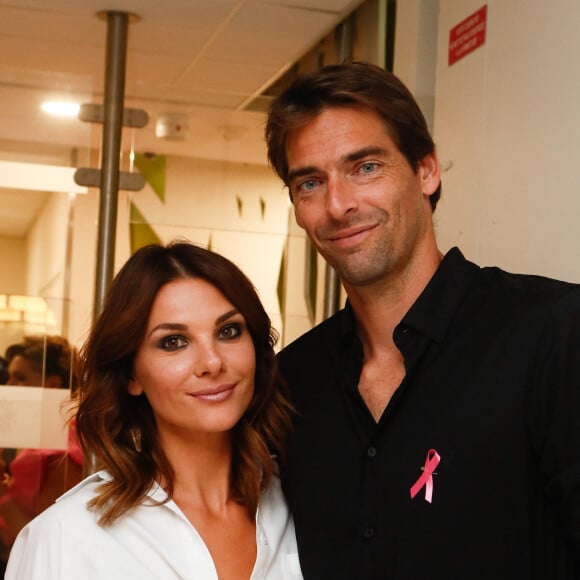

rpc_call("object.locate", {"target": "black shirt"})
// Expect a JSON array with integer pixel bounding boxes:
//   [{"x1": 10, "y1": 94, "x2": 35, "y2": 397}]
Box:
[{"x1": 278, "y1": 248, "x2": 580, "y2": 580}]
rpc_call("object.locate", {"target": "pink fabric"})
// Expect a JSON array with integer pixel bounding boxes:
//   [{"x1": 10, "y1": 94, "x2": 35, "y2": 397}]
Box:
[
  {"x1": 0, "y1": 423, "x2": 84, "y2": 517},
  {"x1": 5, "y1": 449, "x2": 63, "y2": 514}
]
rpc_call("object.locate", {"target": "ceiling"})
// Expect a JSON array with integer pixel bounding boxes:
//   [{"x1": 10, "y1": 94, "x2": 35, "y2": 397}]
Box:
[{"x1": 0, "y1": 0, "x2": 364, "y2": 236}]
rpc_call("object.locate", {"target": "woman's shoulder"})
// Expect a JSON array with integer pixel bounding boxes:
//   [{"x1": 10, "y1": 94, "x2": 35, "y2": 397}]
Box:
[
  {"x1": 257, "y1": 475, "x2": 294, "y2": 540},
  {"x1": 5, "y1": 472, "x2": 108, "y2": 579}
]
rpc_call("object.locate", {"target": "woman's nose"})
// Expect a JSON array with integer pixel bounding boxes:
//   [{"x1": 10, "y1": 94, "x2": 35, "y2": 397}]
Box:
[{"x1": 193, "y1": 343, "x2": 224, "y2": 377}]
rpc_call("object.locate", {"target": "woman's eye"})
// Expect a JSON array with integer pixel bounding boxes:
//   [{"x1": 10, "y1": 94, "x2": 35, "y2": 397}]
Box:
[
  {"x1": 219, "y1": 323, "x2": 242, "y2": 340},
  {"x1": 160, "y1": 336, "x2": 188, "y2": 351}
]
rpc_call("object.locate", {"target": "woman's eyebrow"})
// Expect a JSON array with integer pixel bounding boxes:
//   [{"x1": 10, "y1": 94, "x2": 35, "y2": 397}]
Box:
[
  {"x1": 147, "y1": 322, "x2": 187, "y2": 338},
  {"x1": 215, "y1": 309, "x2": 240, "y2": 326}
]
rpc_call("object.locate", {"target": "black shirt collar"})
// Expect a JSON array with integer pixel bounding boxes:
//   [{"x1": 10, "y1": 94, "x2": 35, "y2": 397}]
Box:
[
  {"x1": 402, "y1": 247, "x2": 480, "y2": 342},
  {"x1": 337, "y1": 247, "x2": 480, "y2": 344}
]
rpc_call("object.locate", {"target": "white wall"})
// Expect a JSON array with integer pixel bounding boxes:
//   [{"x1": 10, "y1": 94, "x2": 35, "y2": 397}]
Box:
[
  {"x1": 0, "y1": 197, "x2": 71, "y2": 351},
  {"x1": 25, "y1": 191, "x2": 72, "y2": 335},
  {"x1": 393, "y1": 0, "x2": 439, "y2": 131},
  {"x1": 433, "y1": 0, "x2": 580, "y2": 281},
  {"x1": 0, "y1": 235, "x2": 26, "y2": 294},
  {"x1": 26, "y1": 192, "x2": 70, "y2": 298},
  {"x1": 68, "y1": 156, "x2": 311, "y2": 349}
]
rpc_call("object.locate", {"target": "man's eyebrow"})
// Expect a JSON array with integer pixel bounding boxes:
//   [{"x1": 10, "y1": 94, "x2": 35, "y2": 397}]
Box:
[
  {"x1": 287, "y1": 166, "x2": 318, "y2": 184},
  {"x1": 342, "y1": 146, "x2": 388, "y2": 164}
]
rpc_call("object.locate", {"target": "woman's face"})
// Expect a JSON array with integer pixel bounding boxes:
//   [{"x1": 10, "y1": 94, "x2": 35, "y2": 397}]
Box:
[{"x1": 130, "y1": 278, "x2": 256, "y2": 443}]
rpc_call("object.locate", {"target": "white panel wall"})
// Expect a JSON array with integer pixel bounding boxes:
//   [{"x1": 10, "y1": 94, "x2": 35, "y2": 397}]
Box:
[
  {"x1": 433, "y1": 0, "x2": 580, "y2": 281},
  {"x1": 393, "y1": 0, "x2": 439, "y2": 130},
  {"x1": 68, "y1": 156, "x2": 310, "y2": 349},
  {"x1": 0, "y1": 236, "x2": 26, "y2": 294},
  {"x1": 26, "y1": 192, "x2": 70, "y2": 298}
]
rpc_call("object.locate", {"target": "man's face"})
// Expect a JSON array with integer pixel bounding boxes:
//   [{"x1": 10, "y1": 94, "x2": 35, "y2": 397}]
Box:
[{"x1": 286, "y1": 106, "x2": 440, "y2": 290}]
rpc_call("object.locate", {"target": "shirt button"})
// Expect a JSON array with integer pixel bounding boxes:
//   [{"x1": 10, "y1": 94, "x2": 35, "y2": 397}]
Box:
[
  {"x1": 366, "y1": 446, "x2": 377, "y2": 458},
  {"x1": 363, "y1": 526, "x2": 375, "y2": 540}
]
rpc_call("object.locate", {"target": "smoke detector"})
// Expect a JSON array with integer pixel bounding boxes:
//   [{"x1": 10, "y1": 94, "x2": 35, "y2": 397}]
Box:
[{"x1": 155, "y1": 113, "x2": 189, "y2": 141}]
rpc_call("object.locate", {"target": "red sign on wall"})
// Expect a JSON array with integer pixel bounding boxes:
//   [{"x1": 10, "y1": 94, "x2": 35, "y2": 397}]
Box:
[{"x1": 449, "y1": 5, "x2": 487, "y2": 66}]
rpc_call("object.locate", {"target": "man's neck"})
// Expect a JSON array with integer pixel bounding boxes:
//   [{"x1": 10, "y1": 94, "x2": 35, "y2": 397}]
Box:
[{"x1": 346, "y1": 246, "x2": 442, "y2": 357}]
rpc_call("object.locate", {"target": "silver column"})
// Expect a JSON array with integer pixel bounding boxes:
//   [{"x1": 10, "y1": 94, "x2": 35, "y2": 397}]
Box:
[{"x1": 93, "y1": 11, "x2": 129, "y2": 319}]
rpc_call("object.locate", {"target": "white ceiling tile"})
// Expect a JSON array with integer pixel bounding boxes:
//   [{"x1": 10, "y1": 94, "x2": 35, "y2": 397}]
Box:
[
  {"x1": 206, "y1": 3, "x2": 337, "y2": 66},
  {"x1": 178, "y1": 59, "x2": 279, "y2": 95}
]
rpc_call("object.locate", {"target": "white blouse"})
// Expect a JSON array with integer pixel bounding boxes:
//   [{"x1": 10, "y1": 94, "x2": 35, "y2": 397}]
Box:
[{"x1": 6, "y1": 470, "x2": 302, "y2": 579}]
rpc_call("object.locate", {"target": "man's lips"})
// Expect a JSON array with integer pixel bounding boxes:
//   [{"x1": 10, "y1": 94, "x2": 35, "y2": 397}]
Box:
[{"x1": 326, "y1": 224, "x2": 376, "y2": 246}]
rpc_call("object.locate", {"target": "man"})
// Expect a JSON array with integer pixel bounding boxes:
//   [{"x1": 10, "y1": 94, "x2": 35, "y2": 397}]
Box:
[{"x1": 266, "y1": 61, "x2": 580, "y2": 579}]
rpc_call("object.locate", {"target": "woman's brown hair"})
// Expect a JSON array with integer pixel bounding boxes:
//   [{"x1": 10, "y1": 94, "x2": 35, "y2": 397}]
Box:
[{"x1": 76, "y1": 241, "x2": 293, "y2": 525}]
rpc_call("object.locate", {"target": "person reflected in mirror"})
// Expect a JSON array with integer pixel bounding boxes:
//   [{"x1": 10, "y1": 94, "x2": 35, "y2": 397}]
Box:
[
  {"x1": 6, "y1": 242, "x2": 301, "y2": 580},
  {"x1": 0, "y1": 335, "x2": 83, "y2": 574},
  {"x1": 5, "y1": 335, "x2": 76, "y2": 388}
]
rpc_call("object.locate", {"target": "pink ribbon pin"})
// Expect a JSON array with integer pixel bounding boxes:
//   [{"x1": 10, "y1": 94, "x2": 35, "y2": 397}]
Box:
[{"x1": 410, "y1": 449, "x2": 441, "y2": 503}]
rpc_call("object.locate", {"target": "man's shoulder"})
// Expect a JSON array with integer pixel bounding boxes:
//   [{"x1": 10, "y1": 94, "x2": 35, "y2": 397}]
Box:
[
  {"x1": 479, "y1": 264, "x2": 580, "y2": 309},
  {"x1": 279, "y1": 309, "x2": 344, "y2": 362}
]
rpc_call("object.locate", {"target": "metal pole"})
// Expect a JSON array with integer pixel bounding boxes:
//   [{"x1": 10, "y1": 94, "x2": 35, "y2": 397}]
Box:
[
  {"x1": 93, "y1": 11, "x2": 129, "y2": 320},
  {"x1": 323, "y1": 265, "x2": 341, "y2": 319}
]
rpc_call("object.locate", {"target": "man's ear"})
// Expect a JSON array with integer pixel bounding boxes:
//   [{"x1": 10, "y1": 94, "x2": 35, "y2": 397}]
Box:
[
  {"x1": 128, "y1": 378, "x2": 143, "y2": 396},
  {"x1": 418, "y1": 151, "x2": 441, "y2": 198}
]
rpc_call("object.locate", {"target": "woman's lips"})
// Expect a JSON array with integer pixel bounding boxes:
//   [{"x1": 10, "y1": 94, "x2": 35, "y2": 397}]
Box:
[{"x1": 191, "y1": 384, "x2": 235, "y2": 402}]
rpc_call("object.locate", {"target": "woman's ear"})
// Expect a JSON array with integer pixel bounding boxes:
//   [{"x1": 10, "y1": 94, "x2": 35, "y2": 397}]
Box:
[{"x1": 128, "y1": 378, "x2": 143, "y2": 396}]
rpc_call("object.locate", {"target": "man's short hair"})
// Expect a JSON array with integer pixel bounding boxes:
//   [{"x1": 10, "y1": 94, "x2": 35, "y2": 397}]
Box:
[{"x1": 265, "y1": 61, "x2": 441, "y2": 211}]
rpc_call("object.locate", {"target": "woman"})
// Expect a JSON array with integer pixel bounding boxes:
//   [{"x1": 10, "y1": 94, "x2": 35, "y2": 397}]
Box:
[{"x1": 6, "y1": 242, "x2": 301, "y2": 579}]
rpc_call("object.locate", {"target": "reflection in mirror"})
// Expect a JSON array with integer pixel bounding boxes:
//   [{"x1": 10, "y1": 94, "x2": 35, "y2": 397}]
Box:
[
  {"x1": 0, "y1": 295, "x2": 65, "y2": 372},
  {"x1": 4, "y1": 334, "x2": 78, "y2": 389},
  {"x1": 0, "y1": 333, "x2": 82, "y2": 572}
]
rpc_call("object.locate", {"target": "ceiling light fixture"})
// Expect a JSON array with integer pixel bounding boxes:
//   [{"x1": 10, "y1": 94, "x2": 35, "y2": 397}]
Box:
[{"x1": 41, "y1": 101, "x2": 81, "y2": 117}]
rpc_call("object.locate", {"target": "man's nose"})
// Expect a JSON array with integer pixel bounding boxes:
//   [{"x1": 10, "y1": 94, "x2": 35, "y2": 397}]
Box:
[{"x1": 325, "y1": 175, "x2": 358, "y2": 219}]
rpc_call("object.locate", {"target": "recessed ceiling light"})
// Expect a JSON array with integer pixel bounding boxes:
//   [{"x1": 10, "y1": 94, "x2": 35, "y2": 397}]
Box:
[{"x1": 41, "y1": 101, "x2": 80, "y2": 117}]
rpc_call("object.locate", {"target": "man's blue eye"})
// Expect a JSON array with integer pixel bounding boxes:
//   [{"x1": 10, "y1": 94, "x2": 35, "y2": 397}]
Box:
[
  {"x1": 298, "y1": 179, "x2": 319, "y2": 192},
  {"x1": 360, "y1": 162, "x2": 378, "y2": 174}
]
